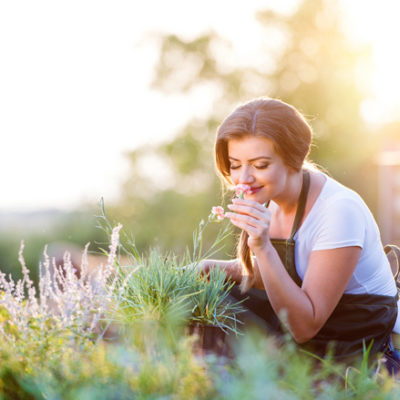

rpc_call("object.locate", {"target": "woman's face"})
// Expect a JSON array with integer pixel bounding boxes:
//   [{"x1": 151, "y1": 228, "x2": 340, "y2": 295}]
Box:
[{"x1": 227, "y1": 136, "x2": 293, "y2": 204}]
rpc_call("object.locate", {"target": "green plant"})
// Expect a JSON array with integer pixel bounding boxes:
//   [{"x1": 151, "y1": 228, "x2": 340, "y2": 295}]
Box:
[
  {"x1": 0, "y1": 328, "x2": 212, "y2": 400},
  {"x1": 117, "y1": 251, "x2": 244, "y2": 335},
  {"x1": 2, "y1": 208, "x2": 400, "y2": 397},
  {"x1": 97, "y1": 199, "x2": 244, "y2": 334},
  {"x1": 96, "y1": 197, "x2": 141, "y2": 265},
  {"x1": 188, "y1": 214, "x2": 232, "y2": 268},
  {"x1": 209, "y1": 328, "x2": 400, "y2": 400},
  {"x1": 188, "y1": 266, "x2": 243, "y2": 333}
]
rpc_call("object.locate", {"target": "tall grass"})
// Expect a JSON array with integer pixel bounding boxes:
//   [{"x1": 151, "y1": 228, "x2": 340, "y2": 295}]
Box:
[
  {"x1": 116, "y1": 251, "x2": 244, "y2": 334},
  {"x1": 98, "y1": 199, "x2": 244, "y2": 334}
]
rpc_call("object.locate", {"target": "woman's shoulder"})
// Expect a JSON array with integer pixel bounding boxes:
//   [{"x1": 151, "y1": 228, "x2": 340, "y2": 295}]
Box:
[
  {"x1": 312, "y1": 171, "x2": 365, "y2": 206},
  {"x1": 303, "y1": 170, "x2": 371, "y2": 228},
  {"x1": 300, "y1": 172, "x2": 372, "y2": 247}
]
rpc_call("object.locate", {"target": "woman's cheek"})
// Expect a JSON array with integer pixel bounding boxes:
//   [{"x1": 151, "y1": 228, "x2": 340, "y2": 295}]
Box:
[{"x1": 229, "y1": 171, "x2": 239, "y2": 184}]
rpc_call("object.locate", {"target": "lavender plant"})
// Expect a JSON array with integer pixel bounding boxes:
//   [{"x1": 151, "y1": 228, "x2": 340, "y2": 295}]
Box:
[{"x1": 0, "y1": 224, "x2": 125, "y2": 355}]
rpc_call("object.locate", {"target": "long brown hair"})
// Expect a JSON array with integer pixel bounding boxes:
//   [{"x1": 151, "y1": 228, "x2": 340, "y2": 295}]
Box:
[{"x1": 215, "y1": 98, "x2": 313, "y2": 292}]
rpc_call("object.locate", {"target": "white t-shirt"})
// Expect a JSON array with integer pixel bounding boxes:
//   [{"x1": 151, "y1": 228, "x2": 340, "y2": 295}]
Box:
[{"x1": 282, "y1": 173, "x2": 397, "y2": 297}]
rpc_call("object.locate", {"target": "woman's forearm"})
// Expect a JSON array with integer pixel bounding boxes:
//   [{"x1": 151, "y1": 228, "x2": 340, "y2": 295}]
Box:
[
  {"x1": 254, "y1": 244, "x2": 361, "y2": 343},
  {"x1": 201, "y1": 253, "x2": 319, "y2": 342},
  {"x1": 201, "y1": 259, "x2": 242, "y2": 284},
  {"x1": 253, "y1": 245, "x2": 318, "y2": 343}
]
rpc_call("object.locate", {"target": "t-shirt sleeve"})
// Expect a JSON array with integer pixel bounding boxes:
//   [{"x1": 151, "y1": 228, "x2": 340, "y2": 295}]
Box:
[{"x1": 311, "y1": 197, "x2": 366, "y2": 251}]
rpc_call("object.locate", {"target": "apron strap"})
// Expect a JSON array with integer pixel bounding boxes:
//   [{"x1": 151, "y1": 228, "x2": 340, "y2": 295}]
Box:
[{"x1": 289, "y1": 170, "x2": 310, "y2": 239}]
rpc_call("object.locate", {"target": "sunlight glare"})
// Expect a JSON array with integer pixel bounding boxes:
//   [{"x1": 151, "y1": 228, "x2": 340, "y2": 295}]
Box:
[{"x1": 340, "y1": 0, "x2": 400, "y2": 125}]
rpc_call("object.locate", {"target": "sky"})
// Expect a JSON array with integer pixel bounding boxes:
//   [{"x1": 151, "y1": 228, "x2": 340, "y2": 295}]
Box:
[{"x1": 1, "y1": 0, "x2": 400, "y2": 213}]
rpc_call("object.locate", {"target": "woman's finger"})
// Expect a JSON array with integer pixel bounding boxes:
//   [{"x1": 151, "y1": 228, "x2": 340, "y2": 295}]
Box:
[
  {"x1": 226, "y1": 210, "x2": 257, "y2": 225},
  {"x1": 227, "y1": 204, "x2": 267, "y2": 220},
  {"x1": 232, "y1": 198, "x2": 268, "y2": 211},
  {"x1": 226, "y1": 215, "x2": 260, "y2": 236},
  {"x1": 231, "y1": 198, "x2": 270, "y2": 217},
  {"x1": 225, "y1": 211, "x2": 263, "y2": 229}
]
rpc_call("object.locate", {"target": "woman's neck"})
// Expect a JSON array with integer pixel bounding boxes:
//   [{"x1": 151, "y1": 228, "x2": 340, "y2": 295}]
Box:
[{"x1": 273, "y1": 170, "x2": 304, "y2": 215}]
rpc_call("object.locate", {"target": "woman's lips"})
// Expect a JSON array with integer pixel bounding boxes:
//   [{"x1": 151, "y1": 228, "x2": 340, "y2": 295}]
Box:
[{"x1": 248, "y1": 186, "x2": 263, "y2": 194}]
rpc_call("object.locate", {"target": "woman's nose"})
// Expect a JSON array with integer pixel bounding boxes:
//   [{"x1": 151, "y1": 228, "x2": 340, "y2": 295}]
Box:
[{"x1": 239, "y1": 166, "x2": 255, "y2": 184}]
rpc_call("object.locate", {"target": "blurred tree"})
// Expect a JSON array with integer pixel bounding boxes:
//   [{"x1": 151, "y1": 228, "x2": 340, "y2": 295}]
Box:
[{"x1": 112, "y1": 0, "x2": 375, "y2": 254}]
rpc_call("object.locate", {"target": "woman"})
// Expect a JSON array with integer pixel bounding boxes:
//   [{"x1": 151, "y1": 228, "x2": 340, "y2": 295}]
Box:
[{"x1": 200, "y1": 98, "x2": 398, "y2": 361}]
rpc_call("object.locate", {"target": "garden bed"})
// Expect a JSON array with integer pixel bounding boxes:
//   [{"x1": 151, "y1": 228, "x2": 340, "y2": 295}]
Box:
[{"x1": 1, "y1": 223, "x2": 399, "y2": 398}]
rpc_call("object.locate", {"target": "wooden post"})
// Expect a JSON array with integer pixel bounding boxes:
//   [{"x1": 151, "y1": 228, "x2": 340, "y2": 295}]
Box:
[{"x1": 377, "y1": 151, "x2": 400, "y2": 245}]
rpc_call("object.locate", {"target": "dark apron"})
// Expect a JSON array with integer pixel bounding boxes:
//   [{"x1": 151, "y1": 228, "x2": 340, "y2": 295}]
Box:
[{"x1": 231, "y1": 170, "x2": 398, "y2": 360}]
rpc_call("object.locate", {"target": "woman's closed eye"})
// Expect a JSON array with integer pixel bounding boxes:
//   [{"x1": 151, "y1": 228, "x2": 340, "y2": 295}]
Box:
[
  {"x1": 230, "y1": 163, "x2": 269, "y2": 170},
  {"x1": 254, "y1": 163, "x2": 269, "y2": 169}
]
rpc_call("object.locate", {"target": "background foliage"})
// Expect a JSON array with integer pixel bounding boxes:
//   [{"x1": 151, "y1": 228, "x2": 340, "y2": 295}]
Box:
[{"x1": 1, "y1": 0, "x2": 396, "y2": 278}]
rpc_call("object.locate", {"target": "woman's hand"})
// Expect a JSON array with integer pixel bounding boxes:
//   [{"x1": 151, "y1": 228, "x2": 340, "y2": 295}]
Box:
[
  {"x1": 191, "y1": 259, "x2": 211, "y2": 275},
  {"x1": 225, "y1": 198, "x2": 272, "y2": 252},
  {"x1": 189, "y1": 259, "x2": 242, "y2": 284}
]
